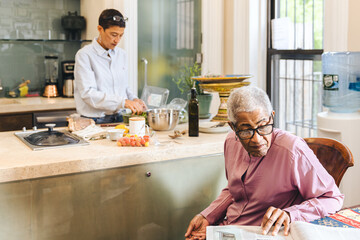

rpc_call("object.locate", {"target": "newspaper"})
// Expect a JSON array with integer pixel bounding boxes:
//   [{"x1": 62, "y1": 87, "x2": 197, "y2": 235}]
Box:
[{"x1": 207, "y1": 221, "x2": 360, "y2": 240}]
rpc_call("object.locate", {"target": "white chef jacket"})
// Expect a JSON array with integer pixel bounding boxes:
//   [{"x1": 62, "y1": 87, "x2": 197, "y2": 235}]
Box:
[{"x1": 74, "y1": 38, "x2": 137, "y2": 118}]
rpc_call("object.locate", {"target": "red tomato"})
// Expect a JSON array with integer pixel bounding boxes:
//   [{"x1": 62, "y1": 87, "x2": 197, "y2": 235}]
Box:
[{"x1": 140, "y1": 139, "x2": 146, "y2": 145}]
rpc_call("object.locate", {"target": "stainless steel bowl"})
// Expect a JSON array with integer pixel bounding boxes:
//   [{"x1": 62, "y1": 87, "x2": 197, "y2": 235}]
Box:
[{"x1": 147, "y1": 108, "x2": 180, "y2": 131}]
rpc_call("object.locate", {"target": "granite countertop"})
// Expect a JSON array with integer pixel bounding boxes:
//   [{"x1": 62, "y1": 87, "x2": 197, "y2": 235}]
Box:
[
  {"x1": 0, "y1": 97, "x2": 76, "y2": 114},
  {"x1": 0, "y1": 123, "x2": 229, "y2": 183}
]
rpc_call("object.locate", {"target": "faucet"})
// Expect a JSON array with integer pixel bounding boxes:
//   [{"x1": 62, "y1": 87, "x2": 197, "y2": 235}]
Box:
[
  {"x1": 0, "y1": 79, "x2": 3, "y2": 92},
  {"x1": 141, "y1": 58, "x2": 148, "y2": 87}
]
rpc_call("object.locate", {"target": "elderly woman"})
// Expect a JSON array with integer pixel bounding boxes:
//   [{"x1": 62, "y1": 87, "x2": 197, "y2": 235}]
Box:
[{"x1": 185, "y1": 86, "x2": 343, "y2": 239}]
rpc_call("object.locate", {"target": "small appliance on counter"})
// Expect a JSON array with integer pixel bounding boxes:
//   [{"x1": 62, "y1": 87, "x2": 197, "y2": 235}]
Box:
[
  {"x1": 61, "y1": 11, "x2": 86, "y2": 40},
  {"x1": 43, "y1": 55, "x2": 59, "y2": 97},
  {"x1": 62, "y1": 60, "x2": 75, "y2": 97}
]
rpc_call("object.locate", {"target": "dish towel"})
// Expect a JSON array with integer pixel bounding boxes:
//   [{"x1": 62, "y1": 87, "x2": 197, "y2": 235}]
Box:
[{"x1": 72, "y1": 125, "x2": 107, "y2": 141}]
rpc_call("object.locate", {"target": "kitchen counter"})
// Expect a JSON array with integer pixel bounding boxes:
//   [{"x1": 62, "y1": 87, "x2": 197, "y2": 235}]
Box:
[
  {"x1": 0, "y1": 97, "x2": 75, "y2": 114},
  {"x1": 0, "y1": 124, "x2": 229, "y2": 183}
]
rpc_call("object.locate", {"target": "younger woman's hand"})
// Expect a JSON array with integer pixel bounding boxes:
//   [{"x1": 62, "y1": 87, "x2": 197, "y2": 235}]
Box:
[
  {"x1": 133, "y1": 98, "x2": 147, "y2": 111},
  {"x1": 125, "y1": 99, "x2": 145, "y2": 114}
]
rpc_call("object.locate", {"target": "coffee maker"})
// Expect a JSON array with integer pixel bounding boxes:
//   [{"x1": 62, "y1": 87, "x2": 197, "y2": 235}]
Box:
[
  {"x1": 62, "y1": 61, "x2": 75, "y2": 97},
  {"x1": 43, "y1": 55, "x2": 60, "y2": 97}
]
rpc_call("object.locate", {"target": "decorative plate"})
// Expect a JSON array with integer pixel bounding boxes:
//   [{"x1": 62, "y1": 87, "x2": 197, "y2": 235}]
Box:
[
  {"x1": 199, "y1": 81, "x2": 251, "y2": 93},
  {"x1": 192, "y1": 74, "x2": 252, "y2": 83}
]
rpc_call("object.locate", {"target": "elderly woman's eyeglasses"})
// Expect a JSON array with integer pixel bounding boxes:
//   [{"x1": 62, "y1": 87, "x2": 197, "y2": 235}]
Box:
[
  {"x1": 106, "y1": 15, "x2": 128, "y2": 22},
  {"x1": 233, "y1": 115, "x2": 274, "y2": 140}
]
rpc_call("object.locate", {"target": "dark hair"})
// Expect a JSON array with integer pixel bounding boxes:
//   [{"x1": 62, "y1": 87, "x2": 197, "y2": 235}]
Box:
[{"x1": 98, "y1": 9, "x2": 126, "y2": 30}]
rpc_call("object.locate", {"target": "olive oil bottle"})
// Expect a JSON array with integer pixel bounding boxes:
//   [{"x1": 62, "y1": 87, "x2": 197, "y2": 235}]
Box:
[{"x1": 188, "y1": 86, "x2": 199, "y2": 137}]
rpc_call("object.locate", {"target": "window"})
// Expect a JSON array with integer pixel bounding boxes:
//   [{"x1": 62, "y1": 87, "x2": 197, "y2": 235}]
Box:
[{"x1": 267, "y1": 0, "x2": 323, "y2": 137}]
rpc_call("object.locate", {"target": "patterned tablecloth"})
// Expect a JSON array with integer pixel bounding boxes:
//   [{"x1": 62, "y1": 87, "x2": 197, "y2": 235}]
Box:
[{"x1": 311, "y1": 207, "x2": 360, "y2": 228}]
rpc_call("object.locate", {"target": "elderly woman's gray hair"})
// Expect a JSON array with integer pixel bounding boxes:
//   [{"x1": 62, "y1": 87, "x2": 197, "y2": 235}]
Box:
[{"x1": 227, "y1": 86, "x2": 273, "y2": 123}]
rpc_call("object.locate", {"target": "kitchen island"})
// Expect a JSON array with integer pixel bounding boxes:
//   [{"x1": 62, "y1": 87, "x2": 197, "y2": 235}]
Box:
[
  {"x1": 0, "y1": 124, "x2": 227, "y2": 183},
  {"x1": 0, "y1": 125, "x2": 229, "y2": 240}
]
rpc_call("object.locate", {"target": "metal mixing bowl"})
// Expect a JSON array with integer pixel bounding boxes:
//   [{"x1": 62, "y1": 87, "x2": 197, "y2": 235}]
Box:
[{"x1": 147, "y1": 108, "x2": 180, "y2": 131}]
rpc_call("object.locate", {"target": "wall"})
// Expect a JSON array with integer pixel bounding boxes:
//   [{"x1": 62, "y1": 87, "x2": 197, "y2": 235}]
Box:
[
  {"x1": 80, "y1": 0, "x2": 123, "y2": 47},
  {"x1": 0, "y1": 0, "x2": 79, "y2": 40},
  {"x1": 323, "y1": 0, "x2": 348, "y2": 52},
  {"x1": 223, "y1": 1, "x2": 234, "y2": 75},
  {"x1": 0, "y1": 0, "x2": 82, "y2": 97},
  {"x1": 324, "y1": 0, "x2": 360, "y2": 52},
  {"x1": 201, "y1": 0, "x2": 224, "y2": 76},
  {"x1": 211, "y1": 0, "x2": 267, "y2": 90},
  {"x1": 347, "y1": 0, "x2": 360, "y2": 51}
]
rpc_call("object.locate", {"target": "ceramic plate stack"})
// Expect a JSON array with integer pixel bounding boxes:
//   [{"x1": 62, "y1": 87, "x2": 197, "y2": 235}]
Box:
[{"x1": 199, "y1": 122, "x2": 231, "y2": 133}]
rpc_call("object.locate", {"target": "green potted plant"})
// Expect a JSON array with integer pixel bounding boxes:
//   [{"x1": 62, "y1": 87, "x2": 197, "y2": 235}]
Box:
[{"x1": 172, "y1": 62, "x2": 213, "y2": 119}]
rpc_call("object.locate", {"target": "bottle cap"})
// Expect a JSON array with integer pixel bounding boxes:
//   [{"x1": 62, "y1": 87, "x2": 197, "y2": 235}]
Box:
[
  {"x1": 191, "y1": 87, "x2": 197, "y2": 98},
  {"x1": 191, "y1": 81, "x2": 198, "y2": 98}
]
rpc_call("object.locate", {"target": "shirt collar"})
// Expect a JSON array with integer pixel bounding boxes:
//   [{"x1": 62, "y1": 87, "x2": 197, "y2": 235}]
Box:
[
  {"x1": 92, "y1": 38, "x2": 116, "y2": 57},
  {"x1": 245, "y1": 130, "x2": 277, "y2": 161}
]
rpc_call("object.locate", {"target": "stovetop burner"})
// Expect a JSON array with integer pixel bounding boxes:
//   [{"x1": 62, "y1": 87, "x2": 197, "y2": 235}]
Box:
[{"x1": 15, "y1": 124, "x2": 89, "y2": 151}]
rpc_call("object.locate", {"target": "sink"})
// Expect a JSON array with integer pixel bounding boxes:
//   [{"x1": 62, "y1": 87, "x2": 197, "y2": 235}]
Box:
[{"x1": 0, "y1": 98, "x2": 20, "y2": 104}]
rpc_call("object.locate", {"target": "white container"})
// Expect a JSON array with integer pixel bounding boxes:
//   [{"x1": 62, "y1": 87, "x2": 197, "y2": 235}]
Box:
[
  {"x1": 322, "y1": 52, "x2": 360, "y2": 113},
  {"x1": 107, "y1": 129, "x2": 125, "y2": 141},
  {"x1": 129, "y1": 117, "x2": 146, "y2": 136}
]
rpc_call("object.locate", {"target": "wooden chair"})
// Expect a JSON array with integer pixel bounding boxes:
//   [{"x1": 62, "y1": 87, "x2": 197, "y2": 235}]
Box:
[{"x1": 304, "y1": 137, "x2": 354, "y2": 187}]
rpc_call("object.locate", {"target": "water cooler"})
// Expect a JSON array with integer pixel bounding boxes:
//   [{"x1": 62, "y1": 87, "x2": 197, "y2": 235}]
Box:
[{"x1": 319, "y1": 52, "x2": 360, "y2": 207}]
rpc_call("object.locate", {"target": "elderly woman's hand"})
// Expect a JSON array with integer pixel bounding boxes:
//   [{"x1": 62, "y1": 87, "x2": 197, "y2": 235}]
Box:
[
  {"x1": 261, "y1": 206, "x2": 290, "y2": 236},
  {"x1": 185, "y1": 214, "x2": 209, "y2": 240}
]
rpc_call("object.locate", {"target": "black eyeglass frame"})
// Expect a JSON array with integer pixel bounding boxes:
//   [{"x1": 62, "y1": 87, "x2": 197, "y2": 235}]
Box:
[
  {"x1": 105, "y1": 15, "x2": 128, "y2": 22},
  {"x1": 232, "y1": 114, "x2": 274, "y2": 140}
]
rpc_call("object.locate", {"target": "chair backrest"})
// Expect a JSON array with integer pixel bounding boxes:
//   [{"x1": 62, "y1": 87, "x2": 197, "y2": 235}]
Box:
[{"x1": 304, "y1": 137, "x2": 354, "y2": 187}]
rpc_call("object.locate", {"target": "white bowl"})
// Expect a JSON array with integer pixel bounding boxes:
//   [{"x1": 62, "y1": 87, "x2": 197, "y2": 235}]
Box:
[{"x1": 107, "y1": 129, "x2": 125, "y2": 141}]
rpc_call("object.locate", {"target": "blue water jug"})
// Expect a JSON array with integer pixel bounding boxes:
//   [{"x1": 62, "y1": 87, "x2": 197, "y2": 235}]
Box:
[{"x1": 322, "y1": 52, "x2": 360, "y2": 113}]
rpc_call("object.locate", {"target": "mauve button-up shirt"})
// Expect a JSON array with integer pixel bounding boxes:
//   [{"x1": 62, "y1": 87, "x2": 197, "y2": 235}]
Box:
[{"x1": 201, "y1": 129, "x2": 344, "y2": 226}]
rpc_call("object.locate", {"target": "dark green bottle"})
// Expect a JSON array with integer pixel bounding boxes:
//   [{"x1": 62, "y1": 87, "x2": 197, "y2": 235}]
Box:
[{"x1": 188, "y1": 86, "x2": 199, "y2": 137}]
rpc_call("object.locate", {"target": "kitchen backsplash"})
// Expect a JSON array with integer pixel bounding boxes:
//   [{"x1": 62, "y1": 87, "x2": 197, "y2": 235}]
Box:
[{"x1": 0, "y1": 0, "x2": 83, "y2": 97}]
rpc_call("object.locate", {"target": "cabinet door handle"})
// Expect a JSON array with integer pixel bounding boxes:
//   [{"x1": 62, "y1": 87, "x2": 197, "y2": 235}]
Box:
[
  {"x1": 36, "y1": 116, "x2": 67, "y2": 123},
  {"x1": 146, "y1": 171, "x2": 151, "y2": 177}
]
